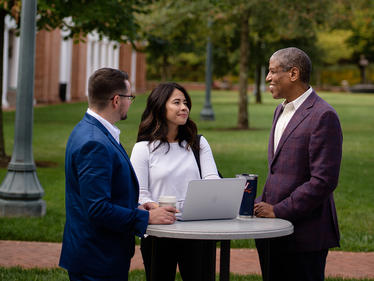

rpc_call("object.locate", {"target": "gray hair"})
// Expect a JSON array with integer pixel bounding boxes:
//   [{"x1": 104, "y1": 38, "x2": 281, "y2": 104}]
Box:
[{"x1": 271, "y1": 47, "x2": 311, "y2": 84}]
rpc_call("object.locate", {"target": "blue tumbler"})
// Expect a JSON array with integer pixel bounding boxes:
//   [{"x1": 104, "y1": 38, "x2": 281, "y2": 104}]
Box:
[{"x1": 236, "y1": 174, "x2": 258, "y2": 217}]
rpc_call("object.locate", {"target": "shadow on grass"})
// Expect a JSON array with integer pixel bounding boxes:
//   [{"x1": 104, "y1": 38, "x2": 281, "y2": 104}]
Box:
[{"x1": 0, "y1": 156, "x2": 58, "y2": 169}]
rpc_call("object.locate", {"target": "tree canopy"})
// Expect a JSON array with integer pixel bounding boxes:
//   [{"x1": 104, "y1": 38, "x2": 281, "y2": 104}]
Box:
[{"x1": 0, "y1": 0, "x2": 151, "y2": 163}]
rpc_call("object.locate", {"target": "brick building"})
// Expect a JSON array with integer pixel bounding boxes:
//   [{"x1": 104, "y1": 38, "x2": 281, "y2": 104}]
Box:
[{"x1": 2, "y1": 16, "x2": 147, "y2": 108}]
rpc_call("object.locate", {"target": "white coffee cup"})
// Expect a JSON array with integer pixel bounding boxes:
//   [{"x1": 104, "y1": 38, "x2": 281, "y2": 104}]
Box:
[{"x1": 158, "y1": 196, "x2": 177, "y2": 208}]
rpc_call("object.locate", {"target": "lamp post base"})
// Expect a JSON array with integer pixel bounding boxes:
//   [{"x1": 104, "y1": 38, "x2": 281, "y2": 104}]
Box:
[
  {"x1": 200, "y1": 106, "x2": 215, "y2": 121},
  {"x1": 0, "y1": 198, "x2": 46, "y2": 217}
]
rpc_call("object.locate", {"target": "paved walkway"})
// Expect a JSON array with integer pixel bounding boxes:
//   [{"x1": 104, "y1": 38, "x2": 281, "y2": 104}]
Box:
[{"x1": 0, "y1": 240, "x2": 373, "y2": 279}]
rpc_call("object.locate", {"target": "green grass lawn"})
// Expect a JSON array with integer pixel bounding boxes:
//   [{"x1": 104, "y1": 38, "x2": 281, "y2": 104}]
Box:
[
  {"x1": 0, "y1": 90, "x2": 373, "y2": 252},
  {"x1": 1, "y1": 268, "x2": 373, "y2": 281}
]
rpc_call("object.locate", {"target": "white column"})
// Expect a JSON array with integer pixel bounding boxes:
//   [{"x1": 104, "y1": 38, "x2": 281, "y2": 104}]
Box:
[
  {"x1": 59, "y1": 37, "x2": 72, "y2": 101},
  {"x1": 85, "y1": 33, "x2": 121, "y2": 96},
  {"x1": 131, "y1": 50, "x2": 137, "y2": 92},
  {"x1": 113, "y1": 43, "x2": 119, "y2": 69},
  {"x1": 2, "y1": 17, "x2": 10, "y2": 108},
  {"x1": 92, "y1": 36, "x2": 100, "y2": 71},
  {"x1": 4, "y1": 16, "x2": 18, "y2": 107},
  {"x1": 87, "y1": 34, "x2": 100, "y2": 97},
  {"x1": 107, "y1": 42, "x2": 114, "y2": 68},
  {"x1": 100, "y1": 38, "x2": 107, "y2": 67},
  {"x1": 9, "y1": 34, "x2": 19, "y2": 90},
  {"x1": 107, "y1": 41, "x2": 119, "y2": 69},
  {"x1": 86, "y1": 34, "x2": 94, "y2": 98}
]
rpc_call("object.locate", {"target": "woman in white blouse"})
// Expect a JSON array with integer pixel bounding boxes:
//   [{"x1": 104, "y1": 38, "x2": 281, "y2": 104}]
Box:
[{"x1": 130, "y1": 82, "x2": 220, "y2": 281}]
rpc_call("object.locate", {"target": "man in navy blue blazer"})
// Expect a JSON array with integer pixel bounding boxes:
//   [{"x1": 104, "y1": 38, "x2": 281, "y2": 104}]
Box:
[{"x1": 59, "y1": 68, "x2": 176, "y2": 281}]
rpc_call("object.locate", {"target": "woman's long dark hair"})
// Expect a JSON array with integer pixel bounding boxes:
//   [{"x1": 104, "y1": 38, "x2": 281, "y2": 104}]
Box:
[{"x1": 137, "y1": 82, "x2": 198, "y2": 152}]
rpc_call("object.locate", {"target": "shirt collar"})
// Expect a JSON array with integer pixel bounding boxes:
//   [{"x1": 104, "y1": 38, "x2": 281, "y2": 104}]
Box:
[
  {"x1": 282, "y1": 86, "x2": 313, "y2": 111},
  {"x1": 86, "y1": 108, "x2": 121, "y2": 144}
]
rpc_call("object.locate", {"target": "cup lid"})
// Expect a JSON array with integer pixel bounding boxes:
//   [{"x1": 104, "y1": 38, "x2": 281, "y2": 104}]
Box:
[{"x1": 158, "y1": 195, "x2": 177, "y2": 203}]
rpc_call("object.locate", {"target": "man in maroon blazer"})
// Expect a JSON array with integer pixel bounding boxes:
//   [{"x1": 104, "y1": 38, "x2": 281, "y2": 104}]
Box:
[{"x1": 254, "y1": 47, "x2": 342, "y2": 281}]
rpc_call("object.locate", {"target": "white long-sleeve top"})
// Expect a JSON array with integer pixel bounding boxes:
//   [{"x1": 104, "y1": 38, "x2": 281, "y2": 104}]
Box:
[{"x1": 130, "y1": 136, "x2": 220, "y2": 207}]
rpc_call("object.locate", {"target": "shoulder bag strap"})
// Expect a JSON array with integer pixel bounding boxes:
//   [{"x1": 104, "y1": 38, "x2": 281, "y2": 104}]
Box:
[
  {"x1": 192, "y1": 134, "x2": 223, "y2": 178},
  {"x1": 192, "y1": 134, "x2": 202, "y2": 179}
]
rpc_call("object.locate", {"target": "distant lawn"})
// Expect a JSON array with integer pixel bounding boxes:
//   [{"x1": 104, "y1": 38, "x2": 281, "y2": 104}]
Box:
[
  {"x1": 0, "y1": 90, "x2": 373, "y2": 252},
  {"x1": 1, "y1": 267, "x2": 373, "y2": 281}
]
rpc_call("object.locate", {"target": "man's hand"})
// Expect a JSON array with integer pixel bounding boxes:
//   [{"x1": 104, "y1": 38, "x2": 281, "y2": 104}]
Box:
[
  {"x1": 148, "y1": 206, "x2": 176, "y2": 224},
  {"x1": 139, "y1": 202, "x2": 159, "y2": 211},
  {"x1": 254, "y1": 202, "x2": 276, "y2": 218}
]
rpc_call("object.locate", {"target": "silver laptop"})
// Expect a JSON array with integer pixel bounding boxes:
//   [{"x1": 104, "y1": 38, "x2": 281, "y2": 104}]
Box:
[{"x1": 176, "y1": 178, "x2": 246, "y2": 221}]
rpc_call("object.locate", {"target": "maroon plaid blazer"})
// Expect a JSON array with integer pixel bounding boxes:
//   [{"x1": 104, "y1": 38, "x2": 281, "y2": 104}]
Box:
[{"x1": 257, "y1": 91, "x2": 342, "y2": 252}]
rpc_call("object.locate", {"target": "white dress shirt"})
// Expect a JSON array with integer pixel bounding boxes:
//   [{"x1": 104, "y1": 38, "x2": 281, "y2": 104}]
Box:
[
  {"x1": 273, "y1": 87, "x2": 313, "y2": 153},
  {"x1": 87, "y1": 108, "x2": 121, "y2": 144}
]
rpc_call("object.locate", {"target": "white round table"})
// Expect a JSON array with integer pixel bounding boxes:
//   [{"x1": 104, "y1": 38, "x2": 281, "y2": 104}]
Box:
[{"x1": 146, "y1": 217, "x2": 293, "y2": 281}]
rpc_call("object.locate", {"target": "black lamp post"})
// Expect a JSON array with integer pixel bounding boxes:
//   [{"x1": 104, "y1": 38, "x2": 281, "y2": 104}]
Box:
[{"x1": 200, "y1": 20, "x2": 215, "y2": 121}]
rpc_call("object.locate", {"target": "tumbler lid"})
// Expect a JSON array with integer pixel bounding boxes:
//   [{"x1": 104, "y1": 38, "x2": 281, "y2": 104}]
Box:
[{"x1": 236, "y1": 173, "x2": 258, "y2": 179}]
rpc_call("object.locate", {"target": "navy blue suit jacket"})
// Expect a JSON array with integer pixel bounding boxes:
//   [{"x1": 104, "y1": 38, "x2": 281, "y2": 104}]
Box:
[{"x1": 59, "y1": 113, "x2": 149, "y2": 277}]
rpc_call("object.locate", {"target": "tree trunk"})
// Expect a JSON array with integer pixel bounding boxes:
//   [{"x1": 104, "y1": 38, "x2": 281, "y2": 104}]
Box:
[
  {"x1": 237, "y1": 8, "x2": 250, "y2": 129},
  {"x1": 255, "y1": 62, "x2": 262, "y2": 104},
  {"x1": 0, "y1": 9, "x2": 7, "y2": 161},
  {"x1": 161, "y1": 54, "x2": 169, "y2": 82}
]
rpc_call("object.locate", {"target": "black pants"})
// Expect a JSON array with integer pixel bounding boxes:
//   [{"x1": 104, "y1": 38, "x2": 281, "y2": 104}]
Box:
[
  {"x1": 141, "y1": 236, "x2": 216, "y2": 281},
  {"x1": 255, "y1": 239, "x2": 328, "y2": 281}
]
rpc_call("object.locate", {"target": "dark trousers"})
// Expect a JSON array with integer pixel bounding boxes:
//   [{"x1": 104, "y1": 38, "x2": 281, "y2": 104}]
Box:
[
  {"x1": 141, "y1": 236, "x2": 216, "y2": 281},
  {"x1": 255, "y1": 239, "x2": 328, "y2": 281},
  {"x1": 68, "y1": 271, "x2": 127, "y2": 281}
]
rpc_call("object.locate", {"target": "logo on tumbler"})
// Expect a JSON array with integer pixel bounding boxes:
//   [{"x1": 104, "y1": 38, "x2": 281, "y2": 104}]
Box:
[{"x1": 243, "y1": 182, "x2": 252, "y2": 193}]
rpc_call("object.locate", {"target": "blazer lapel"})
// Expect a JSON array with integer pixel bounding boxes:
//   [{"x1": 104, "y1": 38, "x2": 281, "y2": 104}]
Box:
[
  {"x1": 103, "y1": 129, "x2": 139, "y2": 182},
  {"x1": 271, "y1": 91, "x2": 317, "y2": 166},
  {"x1": 83, "y1": 113, "x2": 139, "y2": 186},
  {"x1": 84, "y1": 113, "x2": 130, "y2": 160},
  {"x1": 269, "y1": 104, "x2": 284, "y2": 160}
]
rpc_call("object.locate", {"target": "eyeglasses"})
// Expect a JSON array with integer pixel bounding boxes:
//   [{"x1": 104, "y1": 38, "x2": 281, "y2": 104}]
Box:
[{"x1": 111, "y1": 94, "x2": 135, "y2": 101}]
